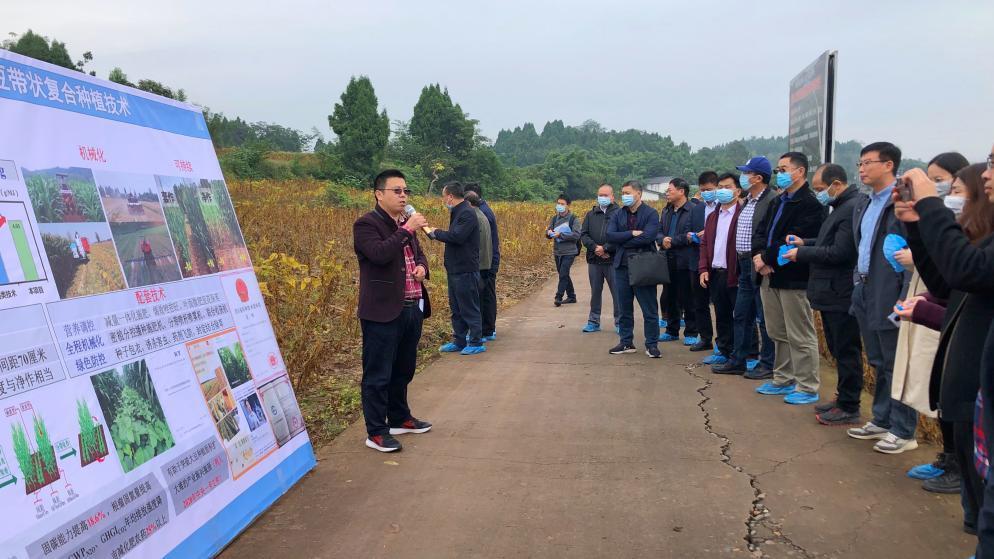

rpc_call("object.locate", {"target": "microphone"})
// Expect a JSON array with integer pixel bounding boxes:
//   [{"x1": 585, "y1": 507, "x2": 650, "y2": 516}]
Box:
[{"x1": 404, "y1": 205, "x2": 433, "y2": 235}]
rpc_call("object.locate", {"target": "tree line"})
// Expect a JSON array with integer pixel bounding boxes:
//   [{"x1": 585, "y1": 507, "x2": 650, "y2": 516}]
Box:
[{"x1": 4, "y1": 29, "x2": 924, "y2": 201}]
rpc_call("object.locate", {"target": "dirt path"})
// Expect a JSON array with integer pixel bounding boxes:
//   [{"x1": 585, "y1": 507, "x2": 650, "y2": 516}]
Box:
[{"x1": 220, "y1": 263, "x2": 973, "y2": 558}]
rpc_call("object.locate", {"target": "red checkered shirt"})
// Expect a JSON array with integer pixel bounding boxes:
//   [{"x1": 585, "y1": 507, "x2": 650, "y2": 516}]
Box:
[{"x1": 401, "y1": 227, "x2": 423, "y2": 301}]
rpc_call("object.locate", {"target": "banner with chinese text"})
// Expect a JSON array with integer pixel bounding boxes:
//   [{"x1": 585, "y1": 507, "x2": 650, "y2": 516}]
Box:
[{"x1": 0, "y1": 50, "x2": 315, "y2": 558}]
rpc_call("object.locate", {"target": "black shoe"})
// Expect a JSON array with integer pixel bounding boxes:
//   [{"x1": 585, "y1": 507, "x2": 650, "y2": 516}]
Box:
[
  {"x1": 712, "y1": 361, "x2": 746, "y2": 375},
  {"x1": 389, "y1": 418, "x2": 432, "y2": 435},
  {"x1": 366, "y1": 434, "x2": 402, "y2": 452},
  {"x1": 689, "y1": 340, "x2": 712, "y2": 352},
  {"x1": 965, "y1": 523, "x2": 978, "y2": 536},
  {"x1": 814, "y1": 397, "x2": 838, "y2": 414},
  {"x1": 609, "y1": 343, "x2": 637, "y2": 355},
  {"x1": 554, "y1": 299, "x2": 562, "y2": 307},
  {"x1": 815, "y1": 408, "x2": 861, "y2": 426},
  {"x1": 744, "y1": 367, "x2": 773, "y2": 380},
  {"x1": 563, "y1": 297, "x2": 577, "y2": 304},
  {"x1": 923, "y1": 470, "x2": 962, "y2": 494},
  {"x1": 646, "y1": 346, "x2": 661, "y2": 359}
]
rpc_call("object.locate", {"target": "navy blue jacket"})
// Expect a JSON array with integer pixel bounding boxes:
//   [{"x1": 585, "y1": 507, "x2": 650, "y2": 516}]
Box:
[
  {"x1": 606, "y1": 203, "x2": 660, "y2": 269},
  {"x1": 478, "y1": 200, "x2": 500, "y2": 269},
  {"x1": 432, "y1": 200, "x2": 480, "y2": 274},
  {"x1": 659, "y1": 201, "x2": 696, "y2": 271}
]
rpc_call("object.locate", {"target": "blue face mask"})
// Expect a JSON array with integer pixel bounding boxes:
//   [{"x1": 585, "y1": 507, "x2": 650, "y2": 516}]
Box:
[
  {"x1": 815, "y1": 190, "x2": 832, "y2": 206},
  {"x1": 715, "y1": 188, "x2": 735, "y2": 205},
  {"x1": 700, "y1": 190, "x2": 717, "y2": 203},
  {"x1": 775, "y1": 170, "x2": 794, "y2": 189},
  {"x1": 597, "y1": 196, "x2": 611, "y2": 207},
  {"x1": 739, "y1": 174, "x2": 751, "y2": 189},
  {"x1": 621, "y1": 194, "x2": 636, "y2": 207},
  {"x1": 555, "y1": 204, "x2": 566, "y2": 214}
]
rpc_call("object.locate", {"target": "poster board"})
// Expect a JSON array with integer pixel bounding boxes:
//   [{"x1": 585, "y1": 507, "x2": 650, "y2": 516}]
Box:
[
  {"x1": 0, "y1": 49, "x2": 315, "y2": 558},
  {"x1": 788, "y1": 50, "x2": 837, "y2": 167}
]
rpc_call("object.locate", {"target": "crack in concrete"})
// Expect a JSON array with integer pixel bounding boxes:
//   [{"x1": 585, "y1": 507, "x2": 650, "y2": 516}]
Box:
[{"x1": 682, "y1": 363, "x2": 814, "y2": 558}]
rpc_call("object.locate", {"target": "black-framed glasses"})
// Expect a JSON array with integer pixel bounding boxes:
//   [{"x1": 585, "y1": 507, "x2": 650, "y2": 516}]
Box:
[
  {"x1": 856, "y1": 160, "x2": 885, "y2": 168},
  {"x1": 377, "y1": 187, "x2": 413, "y2": 196}
]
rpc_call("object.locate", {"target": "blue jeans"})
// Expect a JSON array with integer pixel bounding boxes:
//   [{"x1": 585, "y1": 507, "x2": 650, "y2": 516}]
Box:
[
  {"x1": 614, "y1": 266, "x2": 659, "y2": 348},
  {"x1": 732, "y1": 255, "x2": 774, "y2": 368},
  {"x1": 851, "y1": 282, "x2": 918, "y2": 439},
  {"x1": 448, "y1": 271, "x2": 483, "y2": 347}
]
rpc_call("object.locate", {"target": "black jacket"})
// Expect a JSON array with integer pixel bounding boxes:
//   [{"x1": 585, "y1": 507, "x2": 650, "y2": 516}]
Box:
[
  {"x1": 850, "y1": 187, "x2": 910, "y2": 331},
  {"x1": 580, "y1": 203, "x2": 619, "y2": 263},
  {"x1": 753, "y1": 183, "x2": 826, "y2": 290},
  {"x1": 606, "y1": 203, "x2": 660, "y2": 269},
  {"x1": 431, "y1": 200, "x2": 480, "y2": 273},
  {"x1": 794, "y1": 185, "x2": 866, "y2": 312},
  {"x1": 907, "y1": 197, "x2": 994, "y2": 422},
  {"x1": 743, "y1": 187, "x2": 777, "y2": 283},
  {"x1": 659, "y1": 201, "x2": 695, "y2": 270}
]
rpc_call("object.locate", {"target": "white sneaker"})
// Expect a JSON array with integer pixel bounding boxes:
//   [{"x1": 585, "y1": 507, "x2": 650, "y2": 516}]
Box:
[
  {"x1": 847, "y1": 422, "x2": 889, "y2": 440},
  {"x1": 873, "y1": 433, "x2": 919, "y2": 454}
]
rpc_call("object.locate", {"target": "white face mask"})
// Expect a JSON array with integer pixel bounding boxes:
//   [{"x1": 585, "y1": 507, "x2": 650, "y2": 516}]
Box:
[{"x1": 944, "y1": 195, "x2": 966, "y2": 216}]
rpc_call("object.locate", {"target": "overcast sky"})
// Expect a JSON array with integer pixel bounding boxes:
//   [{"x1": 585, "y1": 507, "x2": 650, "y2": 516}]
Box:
[{"x1": 8, "y1": 1, "x2": 994, "y2": 161}]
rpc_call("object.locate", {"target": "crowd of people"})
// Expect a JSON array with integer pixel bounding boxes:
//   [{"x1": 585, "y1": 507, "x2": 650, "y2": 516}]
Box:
[{"x1": 353, "y1": 141, "x2": 994, "y2": 557}]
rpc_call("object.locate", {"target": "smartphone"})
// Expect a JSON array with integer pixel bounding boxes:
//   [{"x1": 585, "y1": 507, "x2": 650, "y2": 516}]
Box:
[
  {"x1": 887, "y1": 311, "x2": 902, "y2": 327},
  {"x1": 897, "y1": 176, "x2": 914, "y2": 202}
]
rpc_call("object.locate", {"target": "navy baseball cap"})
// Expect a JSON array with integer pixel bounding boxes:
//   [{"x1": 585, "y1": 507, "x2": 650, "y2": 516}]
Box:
[{"x1": 736, "y1": 156, "x2": 772, "y2": 176}]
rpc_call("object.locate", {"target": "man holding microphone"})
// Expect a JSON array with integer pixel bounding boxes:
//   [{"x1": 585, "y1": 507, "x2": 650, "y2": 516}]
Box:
[{"x1": 353, "y1": 169, "x2": 433, "y2": 453}]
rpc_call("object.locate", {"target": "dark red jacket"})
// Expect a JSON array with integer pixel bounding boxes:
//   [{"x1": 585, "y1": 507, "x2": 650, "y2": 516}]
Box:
[
  {"x1": 697, "y1": 202, "x2": 742, "y2": 288},
  {"x1": 354, "y1": 205, "x2": 432, "y2": 323}
]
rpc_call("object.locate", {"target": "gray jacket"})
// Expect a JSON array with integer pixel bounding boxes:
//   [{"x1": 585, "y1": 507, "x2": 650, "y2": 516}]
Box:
[
  {"x1": 548, "y1": 212, "x2": 581, "y2": 256},
  {"x1": 475, "y1": 207, "x2": 493, "y2": 271}
]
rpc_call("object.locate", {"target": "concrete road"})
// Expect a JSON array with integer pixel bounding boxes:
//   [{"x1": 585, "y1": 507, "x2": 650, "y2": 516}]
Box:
[{"x1": 221, "y1": 263, "x2": 973, "y2": 558}]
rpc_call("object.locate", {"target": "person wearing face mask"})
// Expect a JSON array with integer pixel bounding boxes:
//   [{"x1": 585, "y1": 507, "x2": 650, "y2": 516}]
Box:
[
  {"x1": 659, "y1": 178, "x2": 698, "y2": 345},
  {"x1": 751, "y1": 152, "x2": 825, "y2": 405},
  {"x1": 895, "y1": 157, "x2": 994, "y2": 552},
  {"x1": 712, "y1": 157, "x2": 777, "y2": 377},
  {"x1": 606, "y1": 180, "x2": 661, "y2": 358},
  {"x1": 428, "y1": 181, "x2": 486, "y2": 356},
  {"x1": 698, "y1": 173, "x2": 743, "y2": 365},
  {"x1": 686, "y1": 171, "x2": 720, "y2": 352},
  {"x1": 783, "y1": 164, "x2": 867, "y2": 422},
  {"x1": 546, "y1": 194, "x2": 582, "y2": 307},
  {"x1": 892, "y1": 152, "x2": 968, "y2": 491},
  {"x1": 580, "y1": 184, "x2": 620, "y2": 332}
]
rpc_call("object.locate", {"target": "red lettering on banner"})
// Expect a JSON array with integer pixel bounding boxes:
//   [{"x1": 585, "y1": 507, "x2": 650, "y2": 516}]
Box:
[
  {"x1": 790, "y1": 76, "x2": 823, "y2": 105},
  {"x1": 173, "y1": 160, "x2": 193, "y2": 173},
  {"x1": 77, "y1": 145, "x2": 107, "y2": 163}
]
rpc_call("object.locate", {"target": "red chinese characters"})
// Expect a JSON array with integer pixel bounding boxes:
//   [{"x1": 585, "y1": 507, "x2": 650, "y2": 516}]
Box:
[
  {"x1": 134, "y1": 288, "x2": 167, "y2": 305},
  {"x1": 78, "y1": 145, "x2": 107, "y2": 163}
]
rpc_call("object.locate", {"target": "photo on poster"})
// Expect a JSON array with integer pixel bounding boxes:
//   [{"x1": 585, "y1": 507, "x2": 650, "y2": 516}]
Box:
[
  {"x1": 216, "y1": 409, "x2": 240, "y2": 442},
  {"x1": 39, "y1": 222, "x2": 126, "y2": 298},
  {"x1": 90, "y1": 359, "x2": 176, "y2": 473},
  {"x1": 238, "y1": 393, "x2": 268, "y2": 432},
  {"x1": 258, "y1": 375, "x2": 305, "y2": 446},
  {"x1": 218, "y1": 342, "x2": 252, "y2": 389},
  {"x1": 95, "y1": 171, "x2": 182, "y2": 287},
  {"x1": 22, "y1": 166, "x2": 106, "y2": 223},
  {"x1": 154, "y1": 176, "x2": 250, "y2": 278}
]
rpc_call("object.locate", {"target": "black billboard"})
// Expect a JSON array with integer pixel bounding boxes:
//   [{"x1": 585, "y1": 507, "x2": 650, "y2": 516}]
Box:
[{"x1": 788, "y1": 51, "x2": 837, "y2": 168}]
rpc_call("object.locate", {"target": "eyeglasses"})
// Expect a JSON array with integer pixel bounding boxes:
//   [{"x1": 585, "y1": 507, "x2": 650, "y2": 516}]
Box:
[
  {"x1": 856, "y1": 160, "x2": 885, "y2": 168},
  {"x1": 774, "y1": 167, "x2": 795, "y2": 174},
  {"x1": 987, "y1": 154, "x2": 993, "y2": 171},
  {"x1": 377, "y1": 188, "x2": 413, "y2": 196}
]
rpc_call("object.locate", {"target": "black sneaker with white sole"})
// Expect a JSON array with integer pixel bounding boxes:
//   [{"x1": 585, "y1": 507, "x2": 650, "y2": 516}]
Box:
[
  {"x1": 366, "y1": 434, "x2": 403, "y2": 452},
  {"x1": 609, "y1": 343, "x2": 637, "y2": 354},
  {"x1": 389, "y1": 418, "x2": 432, "y2": 435},
  {"x1": 646, "y1": 346, "x2": 661, "y2": 358}
]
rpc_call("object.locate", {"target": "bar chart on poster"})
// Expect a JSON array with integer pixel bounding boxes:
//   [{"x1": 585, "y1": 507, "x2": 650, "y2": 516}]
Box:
[
  {"x1": 0, "y1": 50, "x2": 316, "y2": 559},
  {"x1": 0, "y1": 201, "x2": 45, "y2": 285}
]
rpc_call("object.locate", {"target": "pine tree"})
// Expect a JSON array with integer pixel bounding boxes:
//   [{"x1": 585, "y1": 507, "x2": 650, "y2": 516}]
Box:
[{"x1": 328, "y1": 76, "x2": 389, "y2": 178}]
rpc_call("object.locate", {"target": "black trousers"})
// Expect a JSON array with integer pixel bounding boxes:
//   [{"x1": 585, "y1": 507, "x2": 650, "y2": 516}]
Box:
[
  {"x1": 360, "y1": 305, "x2": 423, "y2": 437},
  {"x1": 555, "y1": 255, "x2": 576, "y2": 300},
  {"x1": 665, "y1": 260, "x2": 696, "y2": 337},
  {"x1": 955, "y1": 419, "x2": 984, "y2": 530},
  {"x1": 480, "y1": 265, "x2": 498, "y2": 337},
  {"x1": 820, "y1": 310, "x2": 864, "y2": 413},
  {"x1": 690, "y1": 270, "x2": 712, "y2": 343},
  {"x1": 709, "y1": 269, "x2": 736, "y2": 357}
]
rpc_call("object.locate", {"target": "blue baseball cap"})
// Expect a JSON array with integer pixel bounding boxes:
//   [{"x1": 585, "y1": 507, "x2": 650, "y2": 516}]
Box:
[{"x1": 736, "y1": 156, "x2": 772, "y2": 176}]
